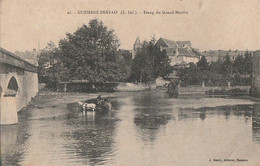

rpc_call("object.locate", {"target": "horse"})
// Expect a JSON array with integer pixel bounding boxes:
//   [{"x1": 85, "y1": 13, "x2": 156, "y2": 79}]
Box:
[{"x1": 77, "y1": 101, "x2": 96, "y2": 115}]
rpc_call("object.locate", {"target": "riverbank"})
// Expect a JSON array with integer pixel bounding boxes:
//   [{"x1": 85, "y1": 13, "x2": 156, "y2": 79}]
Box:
[
  {"x1": 37, "y1": 85, "x2": 252, "y2": 100},
  {"x1": 27, "y1": 90, "x2": 115, "y2": 109},
  {"x1": 116, "y1": 83, "x2": 156, "y2": 92},
  {"x1": 33, "y1": 86, "x2": 255, "y2": 104},
  {"x1": 24, "y1": 89, "x2": 259, "y2": 116},
  {"x1": 179, "y1": 86, "x2": 251, "y2": 96}
]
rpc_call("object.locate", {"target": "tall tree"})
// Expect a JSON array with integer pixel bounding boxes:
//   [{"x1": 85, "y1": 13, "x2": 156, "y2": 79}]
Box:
[
  {"x1": 59, "y1": 19, "x2": 120, "y2": 83},
  {"x1": 233, "y1": 55, "x2": 244, "y2": 74},
  {"x1": 131, "y1": 41, "x2": 152, "y2": 83},
  {"x1": 243, "y1": 51, "x2": 253, "y2": 74},
  {"x1": 221, "y1": 55, "x2": 233, "y2": 76},
  {"x1": 118, "y1": 49, "x2": 132, "y2": 82},
  {"x1": 130, "y1": 39, "x2": 171, "y2": 83},
  {"x1": 197, "y1": 56, "x2": 208, "y2": 71},
  {"x1": 38, "y1": 42, "x2": 60, "y2": 83}
]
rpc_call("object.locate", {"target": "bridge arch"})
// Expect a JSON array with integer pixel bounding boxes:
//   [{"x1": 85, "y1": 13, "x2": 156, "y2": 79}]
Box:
[
  {"x1": 5, "y1": 76, "x2": 19, "y2": 97},
  {"x1": 0, "y1": 76, "x2": 19, "y2": 124}
]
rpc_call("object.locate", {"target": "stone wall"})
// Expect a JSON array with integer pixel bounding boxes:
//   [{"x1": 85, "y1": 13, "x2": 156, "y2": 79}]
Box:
[
  {"x1": 0, "y1": 71, "x2": 38, "y2": 124},
  {"x1": 252, "y1": 51, "x2": 260, "y2": 98},
  {"x1": 16, "y1": 71, "x2": 38, "y2": 111}
]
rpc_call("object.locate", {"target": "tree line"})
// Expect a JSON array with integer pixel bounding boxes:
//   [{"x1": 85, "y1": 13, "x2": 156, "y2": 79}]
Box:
[
  {"x1": 38, "y1": 19, "x2": 172, "y2": 87},
  {"x1": 38, "y1": 19, "x2": 253, "y2": 89},
  {"x1": 178, "y1": 52, "x2": 253, "y2": 86}
]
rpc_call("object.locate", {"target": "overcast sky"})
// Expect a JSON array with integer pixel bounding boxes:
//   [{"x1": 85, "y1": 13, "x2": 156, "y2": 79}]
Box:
[{"x1": 0, "y1": 0, "x2": 259, "y2": 52}]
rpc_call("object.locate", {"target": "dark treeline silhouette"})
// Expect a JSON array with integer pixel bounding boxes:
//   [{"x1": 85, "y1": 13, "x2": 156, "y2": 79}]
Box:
[
  {"x1": 38, "y1": 19, "x2": 172, "y2": 90},
  {"x1": 178, "y1": 52, "x2": 253, "y2": 86}
]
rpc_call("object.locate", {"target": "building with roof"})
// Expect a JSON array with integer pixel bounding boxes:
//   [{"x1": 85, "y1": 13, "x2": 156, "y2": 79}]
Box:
[{"x1": 155, "y1": 38, "x2": 200, "y2": 66}]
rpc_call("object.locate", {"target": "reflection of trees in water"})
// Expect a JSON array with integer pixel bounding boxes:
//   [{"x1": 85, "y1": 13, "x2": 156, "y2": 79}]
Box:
[
  {"x1": 132, "y1": 91, "x2": 170, "y2": 108},
  {"x1": 1, "y1": 110, "x2": 31, "y2": 165},
  {"x1": 132, "y1": 91, "x2": 172, "y2": 142},
  {"x1": 213, "y1": 105, "x2": 252, "y2": 120},
  {"x1": 232, "y1": 105, "x2": 252, "y2": 120},
  {"x1": 178, "y1": 108, "x2": 206, "y2": 121},
  {"x1": 252, "y1": 104, "x2": 260, "y2": 144},
  {"x1": 178, "y1": 105, "x2": 253, "y2": 121},
  {"x1": 134, "y1": 107, "x2": 172, "y2": 142},
  {"x1": 133, "y1": 92, "x2": 173, "y2": 142},
  {"x1": 64, "y1": 102, "x2": 119, "y2": 165}
]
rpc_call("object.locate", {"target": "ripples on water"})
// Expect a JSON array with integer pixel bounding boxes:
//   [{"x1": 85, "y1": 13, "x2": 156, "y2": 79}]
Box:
[{"x1": 1, "y1": 91, "x2": 260, "y2": 165}]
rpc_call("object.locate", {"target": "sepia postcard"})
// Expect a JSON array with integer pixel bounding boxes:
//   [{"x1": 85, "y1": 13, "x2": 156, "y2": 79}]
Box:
[{"x1": 0, "y1": 0, "x2": 260, "y2": 165}]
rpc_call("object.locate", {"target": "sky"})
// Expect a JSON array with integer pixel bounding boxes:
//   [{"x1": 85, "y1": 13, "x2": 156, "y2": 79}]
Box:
[{"x1": 0, "y1": 0, "x2": 259, "y2": 52}]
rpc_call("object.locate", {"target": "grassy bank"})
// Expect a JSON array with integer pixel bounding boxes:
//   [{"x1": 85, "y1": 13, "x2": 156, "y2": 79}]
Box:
[{"x1": 179, "y1": 86, "x2": 250, "y2": 96}]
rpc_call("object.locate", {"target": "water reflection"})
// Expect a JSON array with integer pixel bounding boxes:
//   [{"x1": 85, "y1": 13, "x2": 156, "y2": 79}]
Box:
[
  {"x1": 178, "y1": 107, "x2": 207, "y2": 121},
  {"x1": 177, "y1": 105, "x2": 253, "y2": 121},
  {"x1": 131, "y1": 92, "x2": 172, "y2": 142},
  {"x1": 134, "y1": 107, "x2": 172, "y2": 142},
  {"x1": 252, "y1": 104, "x2": 260, "y2": 144},
  {"x1": 175, "y1": 103, "x2": 260, "y2": 144},
  {"x1": 64, "y1": 100, "x2": 119, "y2": 165},
  {"x1": 1, "y1": 92, "x2": 260, "y2": 166},
  {"x1": 132, "y1": 91, "x2": 170, "y2": 107},
  {"x1": 1, "y1": 111, "x2": 31, "y2": 166},
  {"x1": 1, "y1": 124, "x2": 19, "y2": 165}
]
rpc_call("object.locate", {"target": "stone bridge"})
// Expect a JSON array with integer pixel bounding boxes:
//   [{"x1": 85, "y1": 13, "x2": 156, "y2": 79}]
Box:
[
  {"x1": 252, "y1": 51, "x2": 260, "y2": 98},
  {"x1": 0, "y1": 47, "x2": 38, "y2": 125}
]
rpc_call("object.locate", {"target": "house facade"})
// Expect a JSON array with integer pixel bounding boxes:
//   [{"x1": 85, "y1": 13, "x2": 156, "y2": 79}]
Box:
[{"x1": 155, "y1": 38, "x2": 200, "y2": 66}]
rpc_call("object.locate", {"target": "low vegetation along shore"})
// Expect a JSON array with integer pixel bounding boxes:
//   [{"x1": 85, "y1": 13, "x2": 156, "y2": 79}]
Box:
[{"x1": 40, "y1": 82, "x2": 251, "y2": 97}]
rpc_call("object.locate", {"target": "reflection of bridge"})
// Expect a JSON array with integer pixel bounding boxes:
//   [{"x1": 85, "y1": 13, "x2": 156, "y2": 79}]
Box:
[{"x1": 0, "y1": 47, "x2": 38, "y2": 125}]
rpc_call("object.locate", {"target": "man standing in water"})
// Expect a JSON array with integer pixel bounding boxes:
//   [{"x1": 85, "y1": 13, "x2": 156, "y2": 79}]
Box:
[
  {"x1": 167, "y1": 79, "x2": 179, "y2": 97},
  {"x1": 97, "y1": 95, "x2": 102, "y2": 106}
]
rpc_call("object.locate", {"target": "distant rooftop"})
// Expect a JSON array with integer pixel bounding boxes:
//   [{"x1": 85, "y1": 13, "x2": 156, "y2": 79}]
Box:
[{"x1": 157, "y1": 38, "x2": 191, "y2": 48}]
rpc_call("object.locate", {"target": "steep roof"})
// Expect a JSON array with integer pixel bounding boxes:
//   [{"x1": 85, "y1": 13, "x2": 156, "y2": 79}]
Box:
[
  {"x1": 160, "y1": 38, "x2": 178, "y2": 48},
  {"x1": 176, "y1": 41, "x2": 191, "y2": 47},
  {"x1": 157, "y1": 38, "x2": 191, "y2": 48},
  {"x1": 178, "y1": 48, "x2": 199, "y2": 57}
]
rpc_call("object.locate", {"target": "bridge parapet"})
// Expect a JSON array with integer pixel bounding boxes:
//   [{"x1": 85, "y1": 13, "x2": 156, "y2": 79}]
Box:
[{"x1": 0, "y1": 47, "x2": 37, "y2": 73}]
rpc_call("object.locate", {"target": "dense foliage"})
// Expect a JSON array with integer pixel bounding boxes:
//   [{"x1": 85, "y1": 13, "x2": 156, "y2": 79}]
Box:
[
  {"x1": 39, "y1": 19, "x2": 172, "y2": 87},
  {"x1": 59, "y1": 19, "x2": 121, "y2": 82},
  {"x1": 130, "y1": 39, "x2": 172, "y2": 83},
  {"x1": 178, "y1": 52, "x2": 253, "y2": 86},
  {"x1": 39, "y1": 19, "x2": 132, "y2": 85},
  {"x1": 38, "y1": 19, "x2": 253, "y2": 89}
]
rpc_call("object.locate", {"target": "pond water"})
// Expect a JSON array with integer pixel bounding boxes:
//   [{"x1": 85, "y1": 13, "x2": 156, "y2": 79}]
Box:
[{"x1": 1, "y1": 91, "x2": 260, "y2": 166}]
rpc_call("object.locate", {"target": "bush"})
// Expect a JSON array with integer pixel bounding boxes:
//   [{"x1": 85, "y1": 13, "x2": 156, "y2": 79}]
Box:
[{"x1": 206, "y1": 88, "x2": 248, "y2": 96}]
